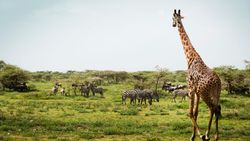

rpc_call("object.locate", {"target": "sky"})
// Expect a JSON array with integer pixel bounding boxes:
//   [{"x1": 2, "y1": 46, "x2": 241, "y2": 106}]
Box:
[{"x1": 0, "y1": 0, "x2": 249, "y2": 72}]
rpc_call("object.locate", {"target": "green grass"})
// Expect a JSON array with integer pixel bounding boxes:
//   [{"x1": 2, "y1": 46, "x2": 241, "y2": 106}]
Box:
[{"x1": 0, "y1": 82, "x2": 250, "y2": 140}]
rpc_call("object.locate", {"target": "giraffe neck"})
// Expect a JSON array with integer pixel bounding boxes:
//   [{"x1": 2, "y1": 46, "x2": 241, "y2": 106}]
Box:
[{"x1": 177, "y1": 21, "x2": 204, "y2": 68}]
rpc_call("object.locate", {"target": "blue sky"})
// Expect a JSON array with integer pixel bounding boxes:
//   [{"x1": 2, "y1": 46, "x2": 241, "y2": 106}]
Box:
[{"x1": 0, "y1": 0, "x2": 249, "y2": 72}]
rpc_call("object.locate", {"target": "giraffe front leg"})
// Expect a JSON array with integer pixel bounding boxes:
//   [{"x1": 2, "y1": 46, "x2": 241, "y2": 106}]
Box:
[{"x1": 189, "y1": 92, "x2": 204, "y2": 141}]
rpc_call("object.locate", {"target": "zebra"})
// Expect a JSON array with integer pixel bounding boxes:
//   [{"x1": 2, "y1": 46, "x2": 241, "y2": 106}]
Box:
[
  {"x1": 60, "y1": 87, "x2": 66, "y2": 96},
  {"x1": 151, "y1": 91, "x2": 160, "y2": 102},
  {"x1": 51, "y1": 85, "x2": 59, "y2": 95},
  {"x1": 51, "y1": 82, "x2": 61, "y2": 95},
  {"x1": 162, "y1": 82, "x2": 187, "y2": 93},
  {"x1": 91, "y1": 86, "x2": 104, "y2": 96},
  {"x1": 122, "y1": 89, "x2": 153, "y2": 105},
  {"x1": 80, "y1": 84, "x2": 90, "y2": 97},
  {"x1": 122, "y1": 89, "x2": 140, "y2": 105},
  {"x1": 14, "y1": 82, "x2": 28, "y2": 92},
  {"x1": 72, "y1": 83, "x2": 81, "y2": 96},
  {"x1": 137, "y1": 89, "x2": 153, "y2": 105},
  {"x1": 51, "y1": 86, "x2": 58, "y2": 95},
  {"x1": 89, "y1": 83, "x2": 104, "y2": 96},
  {"x1": 172, "y1": 89, "x2": 189, "y2": 102}
]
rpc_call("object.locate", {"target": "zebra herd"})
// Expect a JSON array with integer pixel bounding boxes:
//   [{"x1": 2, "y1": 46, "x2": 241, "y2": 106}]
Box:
[
  {"x1": 51, "y1": 82, "x2": 104, "y2": 97},
  {"x1": 50, "y1": 81, "x2": 189, "y2": 104},
  {"x1": 122, "y1": 89, "x2": 159, "y2": 105}
]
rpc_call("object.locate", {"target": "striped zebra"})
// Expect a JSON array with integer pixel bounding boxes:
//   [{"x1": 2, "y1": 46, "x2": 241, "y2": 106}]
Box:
[
  {"x1": 137, "y1": 89, "x2": 153, "y2": 105},
  {"x1": 122, "y1": 89, "x2": 140, "y2": 105},
  {"x1": 90, "y1": 84, "x2": 104, "y2": 96},
  {"x1": 80, "y1": 84, "x2": 90, "y2": 97},
  {"x1": 122, "y1": 89, "x2": 153, "y2": 105},
  {"x1": 172, "y1": 89, "x2": 188, "y2": 102}
]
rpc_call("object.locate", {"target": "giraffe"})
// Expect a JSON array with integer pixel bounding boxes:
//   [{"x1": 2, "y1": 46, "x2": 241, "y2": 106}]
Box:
[{"x1": 172, "y1": 9, "x2": 221, "y2": 141}]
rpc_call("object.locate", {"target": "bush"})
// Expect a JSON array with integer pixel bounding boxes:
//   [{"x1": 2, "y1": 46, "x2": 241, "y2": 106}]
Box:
[{"x1": 0, "y1": 63, "x2": 30, "y2": 91}]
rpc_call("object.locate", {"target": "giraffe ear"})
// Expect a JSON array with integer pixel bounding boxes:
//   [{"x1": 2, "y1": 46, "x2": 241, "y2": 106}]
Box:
[
  {"x1": 174, "y1": 9, "x2": 176, "y2": 14},
  {"x1": 178, "y1": 10, "x2": 181, "y2": 15}
]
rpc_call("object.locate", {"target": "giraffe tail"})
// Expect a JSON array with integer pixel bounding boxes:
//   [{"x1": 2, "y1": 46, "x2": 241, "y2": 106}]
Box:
[{"x1": 215, "y1": 104, "x2": 222, "y2": 120}]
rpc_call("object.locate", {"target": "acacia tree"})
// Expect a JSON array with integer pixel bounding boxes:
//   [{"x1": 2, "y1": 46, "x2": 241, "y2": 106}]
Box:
[
  {"x1": 0, "y1": 62, "x2": 30, "y2": 91},
  {"x1": 154, "y1": 65, "x2": 169, "y2": 93}
]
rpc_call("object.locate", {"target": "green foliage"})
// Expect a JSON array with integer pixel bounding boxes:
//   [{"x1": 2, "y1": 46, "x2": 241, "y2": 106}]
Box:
[
  {"x1": 173, "y1": 70, "x2": 187, "y2": 82},
  {"x1": 0, "y1": 61, "x2": 30, "y2": 91},
  {"x1": 214, "y1": 66, "x2": 250, "y2": 94}
]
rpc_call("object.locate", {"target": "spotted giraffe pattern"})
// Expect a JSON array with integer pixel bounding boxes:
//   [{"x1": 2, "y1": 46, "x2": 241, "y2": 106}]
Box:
[{"x1": 172, "y1": 9, "x2": 221, "y2": 141}]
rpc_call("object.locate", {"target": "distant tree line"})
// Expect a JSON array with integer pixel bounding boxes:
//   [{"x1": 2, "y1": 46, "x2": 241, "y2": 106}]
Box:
[{"x1": 0, "y1": 60, "x2": 249, "y2": 94}]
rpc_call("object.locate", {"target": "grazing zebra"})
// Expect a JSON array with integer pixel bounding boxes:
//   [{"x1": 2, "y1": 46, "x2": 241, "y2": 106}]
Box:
[
  {"x1": 172, "y1": 89, "x2": 189, "y2": 102},
  {"x1": 91, "y1": 86, "x2": 104, "y2": 96},
  {"x1": 137, "y1": 89, "x2": 153, "y2": 105},
  {"x1": 122, "y1": 89, "x2": 140, "y2": 104},
  {"x1": 80, "y1": 84, "x2": 90, "y2": 97}
]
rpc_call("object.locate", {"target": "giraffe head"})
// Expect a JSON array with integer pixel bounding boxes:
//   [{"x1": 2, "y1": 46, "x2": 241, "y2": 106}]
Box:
[{"x1": 172, "y1": 9, "x2": 184, "y2": 27}]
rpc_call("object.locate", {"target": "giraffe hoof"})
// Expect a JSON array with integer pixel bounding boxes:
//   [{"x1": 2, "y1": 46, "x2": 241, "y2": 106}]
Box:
[
  {"x1": 200, "y1": 135, "x2": 210, "y2": 141},
  {"x1": 200, "y1": 135, "x2": 206, "y2": 141}
]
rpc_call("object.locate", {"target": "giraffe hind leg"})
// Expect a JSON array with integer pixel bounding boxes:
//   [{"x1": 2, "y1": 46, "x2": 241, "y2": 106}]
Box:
[{"x1": 205, "y1": 109, "x2": 214, "y2": 141}]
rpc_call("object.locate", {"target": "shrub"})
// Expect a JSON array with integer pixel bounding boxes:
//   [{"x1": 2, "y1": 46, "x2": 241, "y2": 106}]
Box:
[{"x1": 0, "y1": 64, "x2": 30, "y2": 91}]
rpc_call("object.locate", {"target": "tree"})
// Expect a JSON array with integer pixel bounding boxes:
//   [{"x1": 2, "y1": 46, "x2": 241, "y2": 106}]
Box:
[
  {"x1": 0, "y1": 62, "x2": 30, "y2": 91},
  {"x1": 214, "y1": 65, "x2": 249, "y2": 94},
  {"x1": 154, "y1": 65, "x2": 168, "y2": 93},
  {"x1": 214, "y1": 66, "x2": 236, "y2": 93}
]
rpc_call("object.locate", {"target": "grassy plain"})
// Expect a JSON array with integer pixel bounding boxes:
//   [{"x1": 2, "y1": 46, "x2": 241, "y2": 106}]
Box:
[{"x1": 0, "y1": 82, "x2": 250, "y2": 141}]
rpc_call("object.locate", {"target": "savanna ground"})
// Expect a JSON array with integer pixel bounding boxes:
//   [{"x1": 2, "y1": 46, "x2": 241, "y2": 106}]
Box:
[{"x1": 0, "y1": 82, "x2": 250, "y2": 141}]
